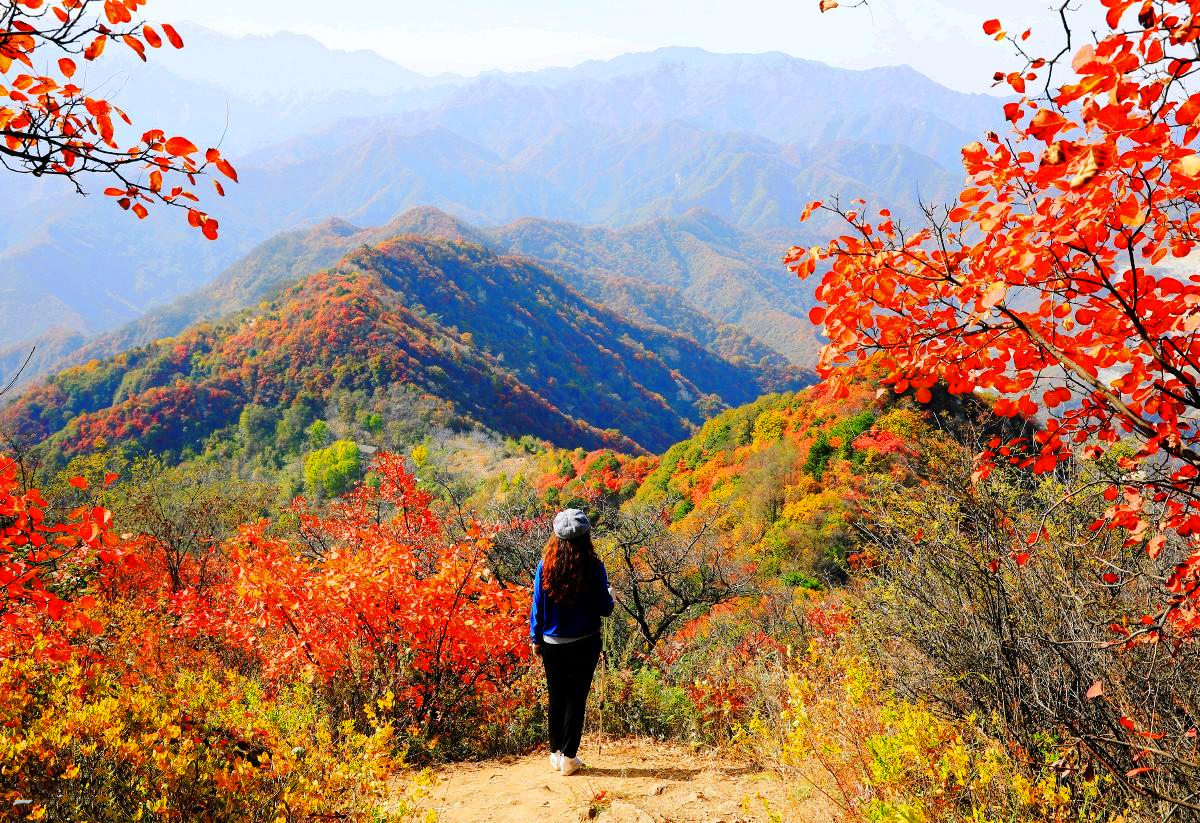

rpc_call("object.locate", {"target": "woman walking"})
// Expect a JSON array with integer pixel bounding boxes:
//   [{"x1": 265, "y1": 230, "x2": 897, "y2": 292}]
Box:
[{"x1": 529, "y1": 508, "x2": 614, "y2": 776}]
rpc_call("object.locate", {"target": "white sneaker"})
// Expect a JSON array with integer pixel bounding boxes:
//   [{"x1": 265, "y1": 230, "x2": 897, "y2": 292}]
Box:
[
  {"x1": 560, "y1": 755, "x2": 584, "y2": 776},
  {"x1": 549, "y1": 751, "x2": 562, "y2": 771}
]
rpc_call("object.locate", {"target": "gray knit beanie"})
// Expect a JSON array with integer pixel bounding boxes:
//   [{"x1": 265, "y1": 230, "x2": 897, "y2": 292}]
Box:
[{"x1": 552, "y1": 508, "x2": 591, "y2": 540}]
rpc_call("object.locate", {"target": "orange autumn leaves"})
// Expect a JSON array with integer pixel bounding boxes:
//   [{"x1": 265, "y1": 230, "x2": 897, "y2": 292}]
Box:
[
  {"x1": 0, "y1": 463, "x2": 129, "y2": 662},
  {"x1": 175, "y1": 455, "x2": 530, "y2": 703},
  {"x1": 0, "y1": 453, "x2": 531, "y2": 730},
  {"x1": 0, "y1": 0, "x2": 234, "y2": 237},
  {"x1": 791, "y1": 0, "x2": 1200, "y2": 641}
]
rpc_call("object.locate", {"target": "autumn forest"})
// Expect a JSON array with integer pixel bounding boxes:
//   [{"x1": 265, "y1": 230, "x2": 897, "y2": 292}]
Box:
[{"x1": 6, "y1": 0, "x2": 1200, "y2": 821}]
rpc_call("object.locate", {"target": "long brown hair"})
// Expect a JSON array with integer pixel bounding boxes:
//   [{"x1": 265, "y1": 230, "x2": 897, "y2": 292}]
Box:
[{"x1": 542, "y1": 532, "x2": 601, "y2": 607}]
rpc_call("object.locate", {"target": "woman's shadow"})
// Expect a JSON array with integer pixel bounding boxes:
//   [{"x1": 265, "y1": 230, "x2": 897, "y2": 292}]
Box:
[{"x1": 580, "y1": 766, "x2": 702, "y2": 780}]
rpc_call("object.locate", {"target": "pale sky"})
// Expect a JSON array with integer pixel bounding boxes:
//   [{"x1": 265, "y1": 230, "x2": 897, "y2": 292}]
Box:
[{"x1": 152, "y1": 0, "x2": 1108, "y2": 94}]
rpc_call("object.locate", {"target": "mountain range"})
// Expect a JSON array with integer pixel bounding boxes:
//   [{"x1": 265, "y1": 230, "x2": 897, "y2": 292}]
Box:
[
  {"x1": 2, "y1": 232, "x2": 809, "y2": 468},
  {"x1": 0, "y1": 31, "x2": 1001, "y2": 382},
  {"x1": 39, "y1": 207, "x2": 819, "y2": 382}
]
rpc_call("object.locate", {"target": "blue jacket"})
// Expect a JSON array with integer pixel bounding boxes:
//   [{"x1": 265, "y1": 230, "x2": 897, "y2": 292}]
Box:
[{"x1": 529, "y1": 559, "x2": 615, "y2": 643}]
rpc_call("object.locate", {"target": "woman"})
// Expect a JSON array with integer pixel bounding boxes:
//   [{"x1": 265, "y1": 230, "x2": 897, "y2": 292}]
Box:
[{"x1": 529, "y1": 508, "x2": 615, "y2": 776}]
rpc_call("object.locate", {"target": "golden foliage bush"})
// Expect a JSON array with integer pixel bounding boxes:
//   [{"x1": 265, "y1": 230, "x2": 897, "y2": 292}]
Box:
[
  {"x1": 0, "y1": 655, "x2": 429, "y2": 822},
  {"x1": 735, "y1": 630, "x2": 1129, "y2": 823}
]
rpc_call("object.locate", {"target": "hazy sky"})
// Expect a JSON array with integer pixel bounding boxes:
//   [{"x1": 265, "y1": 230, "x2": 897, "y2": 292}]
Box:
[{"x1": 154, "y1": 0, "x2": 1107, "y2": 94}]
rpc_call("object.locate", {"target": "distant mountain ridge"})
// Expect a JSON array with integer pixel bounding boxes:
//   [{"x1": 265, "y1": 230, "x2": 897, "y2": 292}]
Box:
[
  {"x1": 2, "y1": 235, "x2": 810, "y2": 467},
  {"x1": 151, "y1": 26, "x2": 458, "y2": 98},
  {"x1": 0, "y1": 120, "x2": 956, "y2": 375},
  {"x1": 0, "y1": 40, "x2": 997, "y2": 369},
  {"x1": 39, "y1": 207, "x2": 818, "y2": 387},
  {"x1": 386, "y1": 48, "x2": 997, "y2": 165}
]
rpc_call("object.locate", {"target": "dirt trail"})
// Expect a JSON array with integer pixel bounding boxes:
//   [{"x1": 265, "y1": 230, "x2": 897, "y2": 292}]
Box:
[{"x1": 421, "y1": 735, "x2": 833, "y2": 823}]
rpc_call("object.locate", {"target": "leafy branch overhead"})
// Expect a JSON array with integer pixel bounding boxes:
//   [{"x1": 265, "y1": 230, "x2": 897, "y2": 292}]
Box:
[
  {"x1": 817, "y1": 1, "x2": 869, "y2": 13},
  {"x1": 790, "y1": 0, "x2": 1200, "y2": 643},
  {"x1": 0, "y1": 0, "x2": 236, "y2": 237}
]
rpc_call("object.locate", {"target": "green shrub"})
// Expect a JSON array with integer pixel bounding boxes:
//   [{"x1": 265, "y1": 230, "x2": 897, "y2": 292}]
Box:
[
  {"x1": 803, "y1": 431, "x2": 834, "y2": 479},
  {"x1": 597, "y1": 667, "x2": 699, "y2": 742},
  {"x1": 782, "y1": 570, "x2": 821, "y2": 590},
  {"x1": 672, "y1": 498, "x2": 695, "y2": 521},
  {"x1": 304, "y1": 440, "x2": 361, "y2": 497}
]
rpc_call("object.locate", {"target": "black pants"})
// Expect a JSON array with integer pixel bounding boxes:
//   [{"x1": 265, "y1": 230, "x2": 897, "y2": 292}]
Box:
[{"x1": 541, "y1": 632, "x2": 602, "y2": 759}]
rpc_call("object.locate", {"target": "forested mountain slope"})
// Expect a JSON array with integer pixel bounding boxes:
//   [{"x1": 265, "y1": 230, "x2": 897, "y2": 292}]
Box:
[
  {"x1": 40, "y1": 208, "x2": 817, "y2": 385},
  {"x1": 486, "y1": 209, "x2": 818, "y2": 363},
  {"x1": 3, "y1": 236, "x2": 809, "y2": 470},
  {"x1": 622, "y1": 370, "x2": 1028, "y2": 587},
  {"x1": 0, "y1": 121, "x2": 954, "y2": 365}
]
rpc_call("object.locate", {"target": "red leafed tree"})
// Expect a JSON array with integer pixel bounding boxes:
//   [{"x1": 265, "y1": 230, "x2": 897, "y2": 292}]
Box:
[
  {"x1": 0, "y1": 0, "x2": 235, "y2": 236},
  {"x1": 0, "y1": 466, "x2": 127, "y2": 662},
  {"x1": 178, "y1": 454, "x2": 531, "y2": 742},
  {"x1": 793, "y1": 1, "x2": 1200, "y2": 639}
]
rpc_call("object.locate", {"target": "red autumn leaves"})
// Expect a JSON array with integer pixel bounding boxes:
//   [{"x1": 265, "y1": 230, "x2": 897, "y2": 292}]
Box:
[
  {"x1": 792, "y1": 1, "x2": 1200, "y2": 643},
  {"x1": 0, "y1": 1, "x2": 234, "y2": 237},
  {"x1": 180, "y1": 455, "x2": 531, "y2": 696},
  {"x1": 1, "y1": 453, "x2": 531, "y2": 727},
  {"x1": 0, "y1": 464, "x2": 128, "y2": 662}
]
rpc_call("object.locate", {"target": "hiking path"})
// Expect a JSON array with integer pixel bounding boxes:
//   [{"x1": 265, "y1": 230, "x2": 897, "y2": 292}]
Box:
[{"x1": 418, "y1": 735, "x2": 836, "y2": 822}]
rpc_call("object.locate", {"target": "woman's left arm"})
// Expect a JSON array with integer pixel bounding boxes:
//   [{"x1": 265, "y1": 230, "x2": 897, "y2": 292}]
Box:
[{"x1": 530, "y1": 561, "x2": 545, "y2": 651}]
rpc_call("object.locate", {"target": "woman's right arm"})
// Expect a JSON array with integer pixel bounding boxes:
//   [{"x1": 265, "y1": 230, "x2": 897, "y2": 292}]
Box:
[{"x1": 598, "y1": 562, "x2": 615, "y2": 617}]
